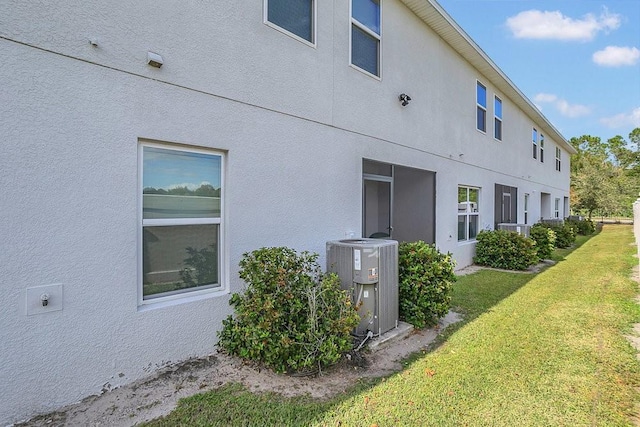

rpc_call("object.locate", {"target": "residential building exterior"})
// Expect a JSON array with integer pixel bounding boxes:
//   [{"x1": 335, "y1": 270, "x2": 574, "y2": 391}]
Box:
[{"x1": 0, "y1": 0, "x2": 575, "y2": 423}]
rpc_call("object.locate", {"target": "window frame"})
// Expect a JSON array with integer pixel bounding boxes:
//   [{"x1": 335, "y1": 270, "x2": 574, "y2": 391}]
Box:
[
  {"x1": 540, "y1": 134, "x2": 545, "y2": 163},
  {"x1": 494, "y1": 95, "x2": 502, "y2": 141},
  {"x1": 264, "y1": 0, "x2": 317, "y2": 47},
  {"x1": 476, "y1": 81, "x2": 487, "y2": 133},
  {"x1": 532, "y1": 128, "x2": 538, "y2": 160},
  {"x1": 554, "y1": 198, "x2": 560, "y2": 218},
  {"x1": 524, "y1": 193, "x2": 529, "y2": 225},
  {"x1": 138, "y1": 141, "x2": 226, "y2": 307},
  {"x1": 458, "y1": 185, "x2": 480, "y2": 242},
  {"x1": 555, "y1": 147, "x2": 562, "y2": 172},
  {"x1": 349, "y1": 0, "x2": 382, "y2": 79}
]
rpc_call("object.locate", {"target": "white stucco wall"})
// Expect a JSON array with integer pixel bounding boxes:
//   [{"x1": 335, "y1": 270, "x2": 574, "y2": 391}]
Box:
[{"x1": 0, "y1": 0, "x2": 571, "y2": 423}]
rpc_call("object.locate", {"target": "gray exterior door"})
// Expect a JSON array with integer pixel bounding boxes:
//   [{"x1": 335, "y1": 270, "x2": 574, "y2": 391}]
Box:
[{"x1": 495, "y1": 183, "x2": 518, "y2": 228}]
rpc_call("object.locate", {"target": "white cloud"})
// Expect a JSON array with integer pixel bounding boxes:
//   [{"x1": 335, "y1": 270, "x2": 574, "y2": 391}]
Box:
[
  {"x1": 600, "y1": 107, "x2": 640, "y2": 129},
  {"x1": 506, "y1": 8, "x2": 621, "y2": 41},
  {"x1": 533, "y1": 93, "x2": 558, "y2": 104},
  {"x1": 592, "y1": 46, "x2": 640, "y2": 67},
  {"x1": 533, "y1": 93, "x2": 591, "y2": 118}
]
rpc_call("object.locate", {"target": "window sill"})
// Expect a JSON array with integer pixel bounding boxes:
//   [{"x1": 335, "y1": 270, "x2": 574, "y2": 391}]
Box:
[
  {"x1": 349, "y1": 63, "x2": 381, "y2": 81},
  {"x1": 264, "y1": 21, "x2": 316, "y2": 48},
  {"x1": 137, "y1": 287, "x2": 229, "y2": 312},
  {"x1": 457, "y1": 239, "x2": 477, "y2": 246}
]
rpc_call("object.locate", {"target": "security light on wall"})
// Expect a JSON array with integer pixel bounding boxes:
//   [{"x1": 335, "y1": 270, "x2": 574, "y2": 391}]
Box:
[
  {"x1": 147, "y1": 51, "x2": 163, "y2": 68},
  {"x1": 399, "y1": 93, "x2": 411, "y2": 106}
]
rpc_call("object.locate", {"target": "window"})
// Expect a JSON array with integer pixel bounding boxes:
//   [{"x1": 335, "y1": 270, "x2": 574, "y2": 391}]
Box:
[
  {"x1": 532, "y1": 128, "x2": 538, "y2": 160},
  {"x1": 351, "y1": 0, "x2": 381, "y2": 77},
  {"x1": 554, "y1": 198, "x2": 560, "y2": 218},
  {"x1": 140, "y1": 143, "x2": 224, "y2": 303},
  {"x1": 540, "y1": 134, "x2": 544, "y2": 162},
  {"x1": 494, "y1": 96, "x2": 502, "y2": 140},
  {"x1": 524, "y1": 193, "x2": 529, "y2": 224},
  {"x1": 458, "y1": 186, "x2": 479, "y2": 242},
  {"x1": 555, "y1": 147, "x2": 562, "y2": 171},
  {"x1": 265, "y1": 0, "x2": 315, "y2": 44},
  {"x1": 476, "y1": 82, "x2": 487, "y2": 132}
]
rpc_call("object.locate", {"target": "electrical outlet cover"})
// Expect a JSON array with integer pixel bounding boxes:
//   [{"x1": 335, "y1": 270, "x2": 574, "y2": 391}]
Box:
[{"x1": 26, "y1": 284, "x2": 63, "y2": 315}]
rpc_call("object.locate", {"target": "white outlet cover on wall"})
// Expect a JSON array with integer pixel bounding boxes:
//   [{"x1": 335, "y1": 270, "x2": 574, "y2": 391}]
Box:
[{"x1": 25, "y1": 284, "x2": 63, "y2": 315}]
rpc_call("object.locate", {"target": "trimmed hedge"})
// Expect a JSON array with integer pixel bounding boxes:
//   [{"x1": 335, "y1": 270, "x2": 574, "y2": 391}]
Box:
[
  {"x1": 530, "y1": 224, "x2": 556, "y2": 261},
  {"x1": 217, "y1": 247, "x2": 359, "y2": 374},
  {"x1": 538, "y1": 222, "x2": 576, "y2": 248},
  {"x1": 398, "y1": 241, "x2": 456, "y2": 329},
  {"x1": 474, "y1": 230, "x2": 538, "y2": 271},
  {"x1": 566, "y1": 218, "x2": 596, "y2": 235}
]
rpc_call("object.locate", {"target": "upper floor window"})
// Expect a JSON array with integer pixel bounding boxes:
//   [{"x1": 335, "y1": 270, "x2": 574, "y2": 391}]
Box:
[
  {"x1": 476, "y1": 82, "x2": 487, "y2": 132},
  {"x1": 555, "y1": 147, "x2": 562, "y2": 171},
  {"x1": 351, "y1": 0, "x2": 381, "y2": 77},
  {"x1": 532, "y1": 128, "x2": 538, "y2": 160},
  {"x1": 458, "y1": 186, "x2": 479, "y2": 242},
  {"x1": 265, "y1": 0, "x2": 315, "y2": 45},
  {"x1": 140, "y1": 142, "x2": 225, "y2": 304},
  {"x1": 494, "y1": 96, "x2": 502, "y2": 140},
  {"x1": 540, "y1": 134, "x2": 545, "y2": 162}
]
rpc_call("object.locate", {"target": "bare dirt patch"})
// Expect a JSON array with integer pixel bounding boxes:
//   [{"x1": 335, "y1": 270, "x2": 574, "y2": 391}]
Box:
[{"x1": 18, "y1": 312, "x2": 462, "y2": 427}]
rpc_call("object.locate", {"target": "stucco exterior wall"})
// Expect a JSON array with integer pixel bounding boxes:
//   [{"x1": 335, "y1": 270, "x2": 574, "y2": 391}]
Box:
[{"x1": 0, "y1": 0, "x2": 571, "y2": 423}]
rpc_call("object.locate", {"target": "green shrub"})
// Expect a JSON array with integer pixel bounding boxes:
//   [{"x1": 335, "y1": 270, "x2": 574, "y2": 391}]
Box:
[
  {"x1": 217, "y1": 247, "x2": 359, "y2": 374},
  {"x1": 530, "y1": 224, "x2": 556, "y2": 261},
  {"x1": 566, "y1": 218, "x2": 596, "y2": 235},
  {"x1": 398, "y1": 241, "x2": 456, "y2": 329},
  {"x1": 538, "y1": 222, "x2": 576, "y2": 248},
  {"x1": 473, "y1": 230, "x2": 538, "y2": 271}
]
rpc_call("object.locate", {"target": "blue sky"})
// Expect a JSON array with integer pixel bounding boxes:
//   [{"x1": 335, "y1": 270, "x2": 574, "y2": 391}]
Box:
[{"x1": 437, "y1": 0, "x2": 640, "y2": 145}]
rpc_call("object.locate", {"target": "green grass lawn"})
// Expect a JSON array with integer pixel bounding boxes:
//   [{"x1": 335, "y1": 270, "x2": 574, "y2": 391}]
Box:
[{"x1": 145, "y1": 226, "x2": 640, "y2": 427}]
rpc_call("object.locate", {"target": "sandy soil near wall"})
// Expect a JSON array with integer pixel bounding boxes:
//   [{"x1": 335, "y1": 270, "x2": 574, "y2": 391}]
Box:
[{"x1": 17, "y1": 311, "x2": 462, "y2": 427}]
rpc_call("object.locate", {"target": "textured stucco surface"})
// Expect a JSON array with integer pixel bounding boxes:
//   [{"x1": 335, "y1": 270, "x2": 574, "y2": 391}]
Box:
[{"x1": 0, "y1": 0, "x2": 571, "y2": 423}]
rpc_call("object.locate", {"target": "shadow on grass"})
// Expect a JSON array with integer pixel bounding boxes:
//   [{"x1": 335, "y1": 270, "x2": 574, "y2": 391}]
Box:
[{"x1": 144, "y1": 234, "x2": 597, "y2": 427}]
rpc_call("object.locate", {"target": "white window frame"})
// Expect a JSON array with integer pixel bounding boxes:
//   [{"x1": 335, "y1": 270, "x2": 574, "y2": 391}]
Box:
[
  {"x1": 532, "y1": 128, "x2": 538, "y2": 160},
  {"x1": 524, "y1": 193, "x2": 529, "y2": 225},
  {"x1": 349, "y1": 0, "x2": 382, "y2": 79},
  {"x1": 138, "y1": 141, "x2": 226, "y2": 308},
  {"x1": 555, "y1": 147, "x2": 562, "y2": 172},
  {"x1": 458, "y1": 186, "x2": 480, "y2": 242},
  {"x1": 476, "y1": 81, "x2": 487, "y2": 133},
  {"x1": 540, "y1": 134, "x2": 545, "y2": 163},
  {"x1": 554, "y1": 198, "x2": 560, "y2": 218},
  {"x1": 264, "y1": 0, "x2": 317, "y2": 47},
  {"x1": 494, "y1": 95, "x2": 502, "y2": 141}
]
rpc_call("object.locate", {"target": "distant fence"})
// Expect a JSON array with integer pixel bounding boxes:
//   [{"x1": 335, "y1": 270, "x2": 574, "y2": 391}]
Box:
[
  {"x1": 634, "y1": 196, "x2": 640, "y2": 268},
  {"x1": 635, "y1": 196, "x2": 640, "y2": 246}
]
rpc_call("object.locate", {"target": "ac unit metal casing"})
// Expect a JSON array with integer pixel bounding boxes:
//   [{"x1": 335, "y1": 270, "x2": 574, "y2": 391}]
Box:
[
  {"x1": 497, "y1": 223, "x2": 531, "y2": 238},
  {"x1": 326, "y1": 239, "x2": 398, "y2": 336}
]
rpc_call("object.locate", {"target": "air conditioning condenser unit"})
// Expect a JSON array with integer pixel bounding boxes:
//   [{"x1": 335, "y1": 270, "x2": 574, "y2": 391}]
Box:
[{"x1": 326, "y1": 239, "x2": 398, "y2": 336}]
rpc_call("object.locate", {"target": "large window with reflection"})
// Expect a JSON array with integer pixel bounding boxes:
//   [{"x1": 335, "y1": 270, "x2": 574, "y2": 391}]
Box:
[
  {"x1": 265, "y1": 0, "x2": 315, "y2": 44},
  {"x1": 494, "y1": 96, "x2": 502, "y2": 140},
  {"x1": 476, "y1": 82, "x2": 487, "y2": 132},
  {"x1": 351, "y1": 0, "x2": 381, "y2": 77},
  {"x1": 458, "y1": 186, "x2": 479, "y2": 242},
  {"x1": 139, "y1": 142, "x2": 224, "y2": 303}
]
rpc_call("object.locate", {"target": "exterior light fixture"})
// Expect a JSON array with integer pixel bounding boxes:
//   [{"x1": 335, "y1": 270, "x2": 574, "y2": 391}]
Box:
[
  {"x1": 399, "y1": 93, "x2": 411, "y2": 106},
  {"x1": 147, "y1": 51, "x2": 163, "y2": 68}
]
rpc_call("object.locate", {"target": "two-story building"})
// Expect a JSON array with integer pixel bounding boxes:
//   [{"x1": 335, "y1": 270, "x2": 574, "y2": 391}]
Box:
[{"x1": 0, "y1": 0, "x2": 575, "y2": 423}]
